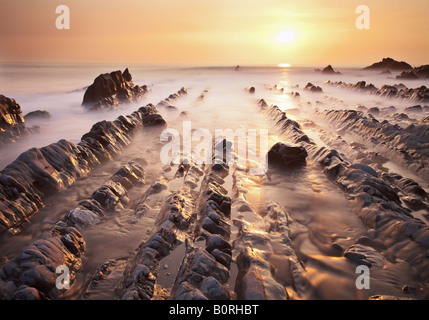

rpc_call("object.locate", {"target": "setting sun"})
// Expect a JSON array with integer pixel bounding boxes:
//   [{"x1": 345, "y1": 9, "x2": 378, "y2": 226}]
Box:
[{"x1": 275, "y1": 30, "x2": 296, "y2": 43}]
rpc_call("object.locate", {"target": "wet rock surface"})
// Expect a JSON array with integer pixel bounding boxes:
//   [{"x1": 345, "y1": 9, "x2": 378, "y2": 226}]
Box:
[
  {"x1": 0, "y1": 95, "x2": 34, "y2": 147},
  {"x1": 0, "y1": 158, "x2": 145, "y2": 299},
  {"x1": 268, "y1": 142, "x2": 307, "y2": 169},
  {"x1": 0, "y1": 104, "x2": 165, "y2": 235},
  {"x1": 82, "y1": 69, "x2": 148, "y2": 111}
]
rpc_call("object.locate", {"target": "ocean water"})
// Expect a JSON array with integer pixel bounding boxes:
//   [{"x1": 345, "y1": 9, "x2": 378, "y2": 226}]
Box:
[
  {"x1": 1, "y1": 63, "x2": 429, "y2": 299},
  {"x1": 1, "y1": 63, "x2": 428, "y2": 169}
]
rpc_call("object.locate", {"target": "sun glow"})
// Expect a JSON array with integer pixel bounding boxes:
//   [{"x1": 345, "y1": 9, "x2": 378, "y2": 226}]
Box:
[
  {"x1": 278, "y1": 63, "x2": 291, "y2": 67},
  {"x1": 275, "y1": 30, "x2": 296, "y2": 43}
]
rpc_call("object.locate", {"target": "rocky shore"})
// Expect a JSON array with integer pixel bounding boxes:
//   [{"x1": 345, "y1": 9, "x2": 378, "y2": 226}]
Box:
[{"x1": 1, "y1": 65, "x2": 429, "y2": 300}]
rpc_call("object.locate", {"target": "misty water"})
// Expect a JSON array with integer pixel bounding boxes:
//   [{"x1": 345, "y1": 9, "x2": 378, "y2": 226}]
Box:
[{"x1": 1, "y1": 63, "x2": 429, "y2": 299}]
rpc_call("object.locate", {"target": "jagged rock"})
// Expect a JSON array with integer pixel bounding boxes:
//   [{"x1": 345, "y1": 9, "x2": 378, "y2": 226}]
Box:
[
  {"x1": 0, "y1": 104, "x2": 164, "y2": 234},
  {"x1": 405, "y1": 105, "x2": 423, "y2": 113},
  {"x1": 268, "y1": 142, "x2": 307, "y2": 169},
  {"x1": 363, "y1": 58, "x2": 412, "y2": 71},
  {"x1": 397, "y1": 71, "x2": 419, "y2": 80},
  {"x1": 395, "y1": 65, "x2": 429, "y2": 80},
  {"x1": 0, "y1": 95, "x2": 29, "y2": 146},
  {"x1": 414, "y1": 65, "x2": 429, "y2": 79},
  {"x1": 324, "y1": 81, "x2": 429, "y2": 103},
  {"x1": 0, "y1": 224, "x2": 85, "y2": 299},
  {"x1": 82, "y1": 69, "x2": 148, "y2": 111},
  {"x1": 199, "y1": 276, "x2": 230, "y2": 300},
  {"x1": 344, "y1": 244, "x2": 385, "y2": 267},
  {"x1": 304, "y1": 83, "x2": 323, "y2": 93},
  {"x1": 321, "y1": 65, "x2": 341, "y2": 75}
]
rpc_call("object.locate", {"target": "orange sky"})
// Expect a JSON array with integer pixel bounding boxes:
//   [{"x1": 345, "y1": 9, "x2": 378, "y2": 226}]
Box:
[{"x1": 0, "y1": 0, "x2": 428, "y2": 67}]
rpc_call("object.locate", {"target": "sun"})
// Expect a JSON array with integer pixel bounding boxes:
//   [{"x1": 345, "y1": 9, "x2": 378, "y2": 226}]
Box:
[{"x1": 275, "y1": 30, "x2": 296, "y2": 43}]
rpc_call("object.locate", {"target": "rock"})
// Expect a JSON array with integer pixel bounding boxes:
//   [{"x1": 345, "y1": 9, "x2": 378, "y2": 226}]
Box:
[
  {"x1": 0, "y1": 94, "x2": 28, "y2": 146},
  {"x1": 304, "y1": 83, "x2": 323, "y2": 93},
  {"x1": 210, "y1": 248, "x2": 232, "y2": 268},
  {"x1": 24, "y1": 110, "x2": 51, "y2": 121},
  {"x1": 393, "y1": 84, "x2": 407, "y2": 90},
  {"x1": 393, "y1": 113, "x2": 409, "y2": 120},
  {"x1": 402, "y1": 284, "x2": 419, "y2": 294},
  {"x1": 405, "y1": 105, "x2": 423, "y2": 113},
  {"x1": 321, "y1": 65, "x2": 341, "y2": 75},
  {"x1": 397, "y1": 71, "x2": 419, "y2": 80},
  {"x1": 173, "y1": 282, "x2": 208, "y2": 300},
  {"x1": 344, "y1": 244, "x2": 385, "y2": 267},
  {"x1": 350, "y1": 163, "x2": 378, "y2": 178},
  {"x1": 0, "y1": 104, "x2": 163, "y2": 234},
  {"x1": 66, "y1": 206, "x2": 101, "y2": 227},
  {"x1": 199, "y1": 276, "x2": 230, "y2": 300},
  {"x1": 268, "y1": 142, "x2": 307, "y2": 169},
  {"x1": 149, "y1": 176, "x2": 168, "y2": 194},
  {"x1": 0, "y1": 225, "x2": 85, "y2": 299},
  {"x1": 368, "y1": 107, "x2": 380, "y2": 115},
  {"x1": 12, "y1": 286, "x2": 41, "y2": 300},
  {"x1": 247, "y1": 87, "x2": 256, "y2": 94},
  {"x1": 363, "y1": 58, "x2": 413, "y2": 71},
  {"x1": 206, "y1": 234, "x2": 232, "y2": 254},
  {"x1": 414, "y1": 65, "x2": 429, "y2": 79},
  {"x1": 82, "y1": 69, "x2": 148, "y2": 110},
  {"x1": 421, "y1": 116, "x2": 429, "y2": 124}
]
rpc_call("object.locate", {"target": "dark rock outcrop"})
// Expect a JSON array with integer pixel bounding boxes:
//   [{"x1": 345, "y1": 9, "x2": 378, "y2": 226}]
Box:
[
  {"x1": 304, "y1": 83, "x2": 323, "y2": 93},
  {"x1": 82, "y1": 69, "x2": 148, "y2": 111},
  {"x1": 396, "y1": 65, "x2": 429, "y2": 80},
  {"x1": 396, "y1": 71, "x2": 419, "y2": 80},
  {"x1": 321, "y1": 65, "x2": 341, "y2": 75},
  {"x1": 268, "y1": 142, "x2": 307, "y2": 169},
  {"x1": 363, "y1": 58, "x2": 412, "y2": 71},
  {"x1": 324, "y1": 80, "x2": 429, "y2": 103},
  {"x1": 156, "y1": 87, "x2": 188, "y2": 110},
  {"x1": 24, "y1": 110, "x2": 51, "y2": 121},
  {"x1": 414, "y1": 65, "x2": 429, "y2": 79},
  {"x1": 0, "y1": 95, "x2": 29, "y2": 146}
]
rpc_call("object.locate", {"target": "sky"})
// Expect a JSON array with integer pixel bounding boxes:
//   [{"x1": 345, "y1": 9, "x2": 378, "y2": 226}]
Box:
[{"x1": 0, "y1": 0, "x2": 428, "y2": 67}]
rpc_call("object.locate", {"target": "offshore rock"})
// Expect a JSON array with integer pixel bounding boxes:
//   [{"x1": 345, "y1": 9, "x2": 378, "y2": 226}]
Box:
[
  {"x1": 304, "y1": 83, "x2": 323, "y2": 93},
  {"x1": 24, "y1": 110, "x2": 51, "y2": 121},
  {"x1": 82, "y1": 69, "x2": 148, "y2": 111},
  {"x1": 321, "y1": 65, "x2": 341, "y2": 75},
  {"x1": 363, "y1": 57, "x2": 412, "y2": 71}
]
